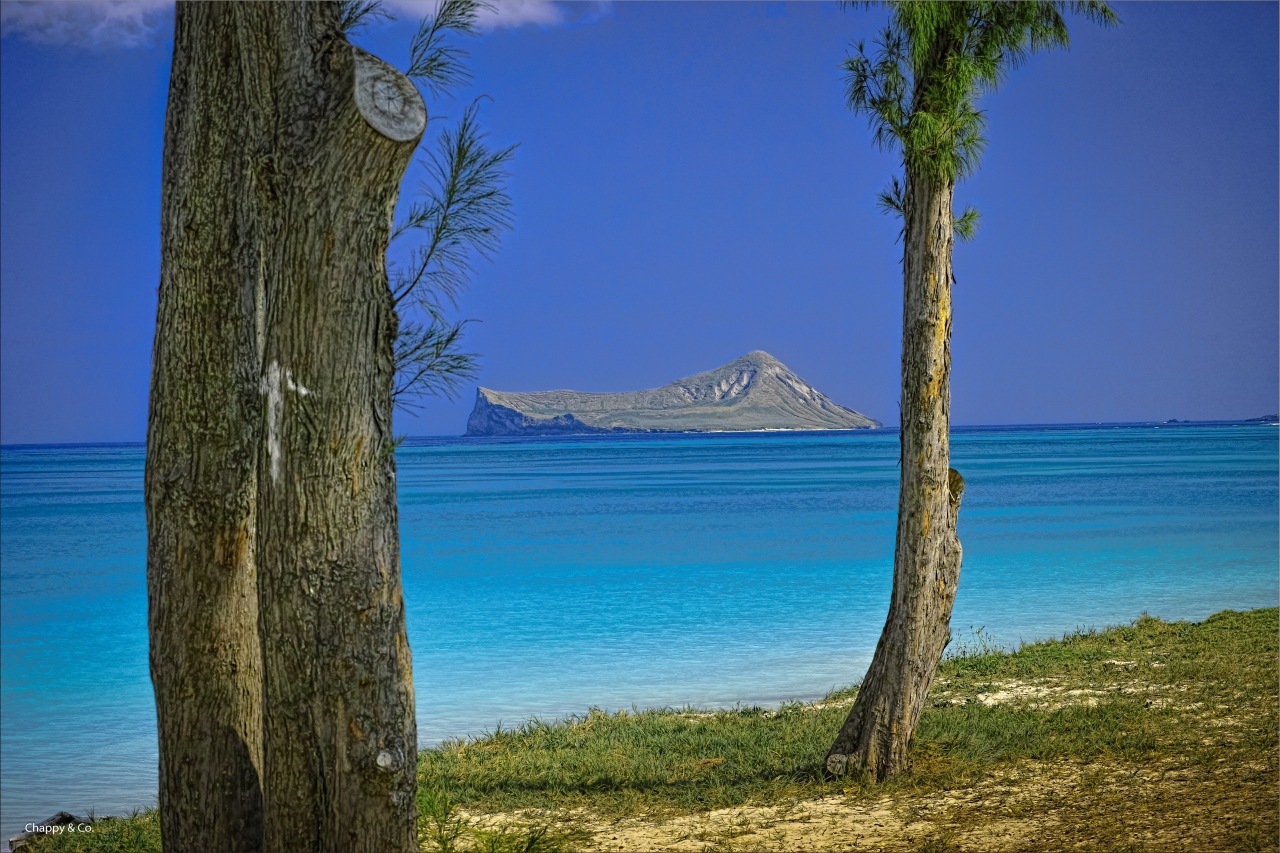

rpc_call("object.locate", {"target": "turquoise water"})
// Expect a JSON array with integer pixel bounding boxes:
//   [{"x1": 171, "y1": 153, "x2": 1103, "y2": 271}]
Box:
[{"x1": 2, "y1": 425, "x2": 1276, "y2": 840}]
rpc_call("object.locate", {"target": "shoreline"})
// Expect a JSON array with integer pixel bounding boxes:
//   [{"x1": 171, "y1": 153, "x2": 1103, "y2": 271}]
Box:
[{"x1": 13, "y1": 607, "x2": 1278, "y2": 852}]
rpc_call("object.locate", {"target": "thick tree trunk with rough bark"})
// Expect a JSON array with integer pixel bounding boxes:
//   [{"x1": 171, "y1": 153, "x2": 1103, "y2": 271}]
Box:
[
  {"x1": 146, "y1": 5, "x2": 269, "y2": 851},
  {"x1": 826, "y1": 169, "x2": 965, "y2": 782},
  {"x1": 251, "y1": 9, "x2": 425, "y2": 852},
  {"x1": 149, "y1": 4, "x2": 424, "y2": 850}
]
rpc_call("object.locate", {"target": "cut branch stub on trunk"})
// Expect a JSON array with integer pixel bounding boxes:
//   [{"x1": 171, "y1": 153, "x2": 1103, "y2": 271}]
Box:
[{"x1": 353, "y1": 46, "x2": 427, "y2": 142}]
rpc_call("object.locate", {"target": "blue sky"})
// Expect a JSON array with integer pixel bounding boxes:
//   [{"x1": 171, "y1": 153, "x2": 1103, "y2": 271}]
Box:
[{"x1": 1, "y1": 1, "x2": 1276, "y2": 443}]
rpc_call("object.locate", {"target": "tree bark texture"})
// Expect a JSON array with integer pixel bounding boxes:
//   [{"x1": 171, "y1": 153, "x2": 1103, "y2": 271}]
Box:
[
  {"x1": 148, "y1": 4, "x2": 424, "y2": 850},
  {"x1": 146, "y1": 4, "x2": 269, "y2": 851},
  {"x1": 825, "y1": 169, "x2": 965, "y2": 782},
  {"x1": 250, "y1": 8, "x2": 425, "y2": 852}
]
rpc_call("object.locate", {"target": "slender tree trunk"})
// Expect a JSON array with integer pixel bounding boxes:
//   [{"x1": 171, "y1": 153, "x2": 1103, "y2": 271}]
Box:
[
  {"x1": 251, "y1": 8, "x2": 425, "y2": 851},
  {"x1": 826, "y1": 169, "x2": 966, "y2": 782},
  {"x1": 146, "y1": 5, "x2": 269, "y2": 850}
]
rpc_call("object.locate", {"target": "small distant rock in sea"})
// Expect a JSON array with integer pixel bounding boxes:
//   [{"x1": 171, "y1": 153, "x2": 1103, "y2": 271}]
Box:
[
  {"x1": 465, "y1": 351, "x2": 881, "y2": 436},
  {"x1": 1244, "y1": 413, "x2": 1279, "y2": 424}
]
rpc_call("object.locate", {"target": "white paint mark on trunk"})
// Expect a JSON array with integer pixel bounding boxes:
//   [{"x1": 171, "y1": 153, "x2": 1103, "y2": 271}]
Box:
[
  {"x1": 261, "y1": 360, "x2": 283, "y2": 483},
  {"x1": 285, "y1": 370, "x2": 311, "y2": 396}
]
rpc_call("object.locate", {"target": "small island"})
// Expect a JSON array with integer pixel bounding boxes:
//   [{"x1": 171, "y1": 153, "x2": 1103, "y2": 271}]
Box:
[{"x1": 465, "y1": 351, "x2": 881, "y2": 436}]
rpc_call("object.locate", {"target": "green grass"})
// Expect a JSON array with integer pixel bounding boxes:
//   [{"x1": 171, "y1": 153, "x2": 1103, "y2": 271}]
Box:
[
  {"x1": 15, "y1": 810, "x2": 161, "y2": 853},
  {"x1": 417, "y1": 608, "x2": 1277, "y2": 821},
  {"x1": 21, "y1": 608, "x2": 1278, "y2": 852}
]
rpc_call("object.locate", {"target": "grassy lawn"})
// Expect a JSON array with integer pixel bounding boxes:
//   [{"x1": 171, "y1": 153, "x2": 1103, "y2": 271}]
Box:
[
  {"x1": 20, "y1": 608, "x2": 1278, "y2": 852},
  {"x1": 416, "y1": 607, "x2": 1278, "y2": 851}
]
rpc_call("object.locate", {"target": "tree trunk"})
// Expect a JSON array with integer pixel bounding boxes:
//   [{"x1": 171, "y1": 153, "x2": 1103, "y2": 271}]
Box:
[
  {"x1": 149, "y1": 4, "x2": 424, "y2": 849},
  {"x1": 826, "y1": 169, "x2": 965, "y2": 782},
  {"x1": 251, "y1": 8, "x2": 425, "y2": 852},
  {"x1": 146, "y1": 5, "x2": 269, "y2": 851}
]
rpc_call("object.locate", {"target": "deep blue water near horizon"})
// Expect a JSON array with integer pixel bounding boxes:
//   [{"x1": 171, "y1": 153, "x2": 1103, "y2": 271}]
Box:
[{"x1": 1, "y1": 424, "x2": 1277, "y2": 841}]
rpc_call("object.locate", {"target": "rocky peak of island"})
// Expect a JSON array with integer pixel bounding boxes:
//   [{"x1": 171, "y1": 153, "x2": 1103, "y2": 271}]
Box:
[{"x1": 465, "y1": 351, "x2": 881, "y2": 436}]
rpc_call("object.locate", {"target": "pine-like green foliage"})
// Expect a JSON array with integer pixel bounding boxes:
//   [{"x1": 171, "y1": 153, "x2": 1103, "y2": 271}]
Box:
[
  {"x1": 845, "y1": 1, "x2": 1116, "y2": 237},
  {"x1": 337, "y1": 0, "x2": 390, "y2": 35},
  {"x1": 407, "y1": 0, "x2": 485, "y2": 98},
  {"x1": 381, "y1": 0, "x2": 516, "y2": 410}
]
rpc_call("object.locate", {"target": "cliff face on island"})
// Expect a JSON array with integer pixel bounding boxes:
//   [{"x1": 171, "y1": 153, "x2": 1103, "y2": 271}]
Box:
[{"x1": 465, "y1": 351, "x2": 881, "y2": 436}]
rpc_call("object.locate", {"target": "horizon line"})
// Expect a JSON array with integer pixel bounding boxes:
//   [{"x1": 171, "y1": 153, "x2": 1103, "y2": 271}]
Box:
[{"x1": 3, "y1": 417, "x2": 1276, "y2": 450}]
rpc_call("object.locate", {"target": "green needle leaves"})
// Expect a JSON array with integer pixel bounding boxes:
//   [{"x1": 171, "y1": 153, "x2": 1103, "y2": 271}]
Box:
[
  {"x1": 845, "y1": 1, "x2": 1116, "y2": 240},
  {"x1": 388, "y1": 0, "x2": 516, "y2": 411}
]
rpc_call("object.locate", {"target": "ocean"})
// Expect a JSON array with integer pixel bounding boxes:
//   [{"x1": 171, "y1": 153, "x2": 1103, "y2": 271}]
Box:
[{"x1": 1, "y1": 424, "x2": 1276, "y2": 841}]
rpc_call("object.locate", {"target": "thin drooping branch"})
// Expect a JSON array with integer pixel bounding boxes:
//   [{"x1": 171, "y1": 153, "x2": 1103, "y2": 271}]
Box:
[
  {"x1": 390, "y1": 101, "x2": 515, "y2": 310},
  {"x1": 383, "y1": 0, "x2": 515, "y2": 411},
  {"x1": 844, "y1": 29, "x2": 911, "y2": 153},
  {"x1": 389, "y1": 97, "x2": 514, "y2": 409},
  {"x1": 406, "y1": 0, "x2": 486, "y2": 98},
  {"x1": 392, "y1": 313, "x2": 480, "y2": 409},
  {"x1": 338, "y1": 0, "x2": 389, "y2": 35},
  {"x1": 953, "y1": 205, "x2": 980, "y2": 242}
]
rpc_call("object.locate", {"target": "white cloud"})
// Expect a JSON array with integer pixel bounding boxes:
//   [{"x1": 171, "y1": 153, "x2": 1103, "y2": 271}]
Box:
[
  {"x1": 0, "y1": 1, "x2": 172, "y2": 49},
  {"x1": 0, "y1": 0, "x2": 607, "y2": 51},
  {"x1": 386, "y1": 1, "x2": 610, "y2": 30},
  {"x1": 477, "y1": 1, "x2": 565, "y2": 28}
]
